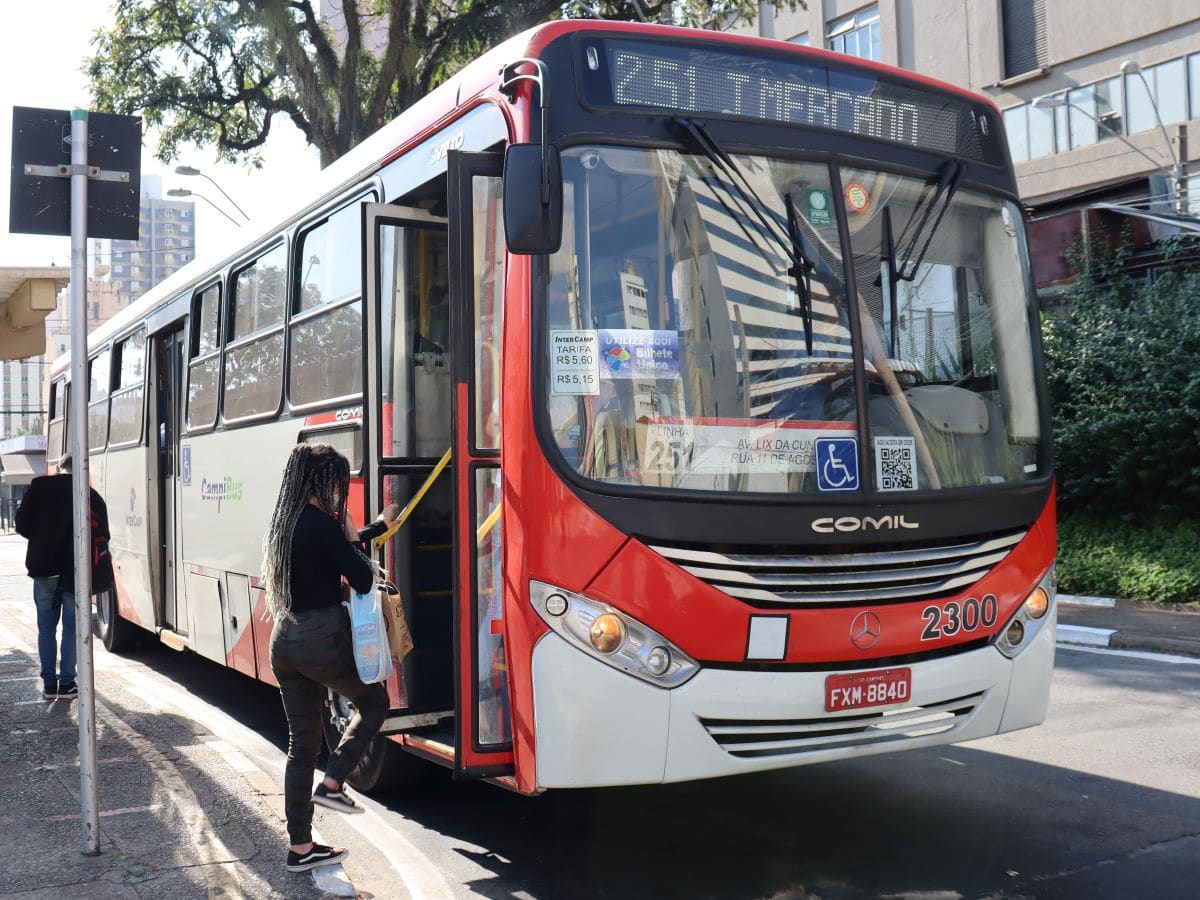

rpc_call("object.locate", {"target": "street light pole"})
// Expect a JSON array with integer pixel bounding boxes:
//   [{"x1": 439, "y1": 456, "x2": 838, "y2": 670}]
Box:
[
  {"x1": 1033, "y1": 90, "x2": 1187, "y2": 214},
  {"x1": 173, "y1": 165, "x2": 250, "y2": 220},
  {"x1": 166, "y1": 188, "x2": 243, "y2": 227},
  {"x1": 1119, "y1": 60, "x2": 1187, "y2": 215}
]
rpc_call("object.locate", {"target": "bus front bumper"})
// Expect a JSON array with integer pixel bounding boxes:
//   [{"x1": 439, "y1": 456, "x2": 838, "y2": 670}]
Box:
[{"x1": 530, "y1": 608, "x2": 1055, "y2": 789}]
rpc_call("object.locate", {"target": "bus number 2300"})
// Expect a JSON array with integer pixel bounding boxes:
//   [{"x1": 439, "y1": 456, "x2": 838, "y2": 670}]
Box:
[{"x1": 920, "y1": 594, "x2": 998, "y2": 640}]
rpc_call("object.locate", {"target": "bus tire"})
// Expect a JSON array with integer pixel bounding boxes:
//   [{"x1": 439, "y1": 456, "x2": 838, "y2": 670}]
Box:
[
  {"x1": 322, "y1": 689, "x2": 432, "y2": 794},
  {"x1": 96, "y1": 588, "x2": 138, "y2": 653}
]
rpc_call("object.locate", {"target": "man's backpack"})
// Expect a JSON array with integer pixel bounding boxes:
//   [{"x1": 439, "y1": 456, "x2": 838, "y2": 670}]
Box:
[{"x1": 91, "y1": 506, "x2": 114, "y2": 595}]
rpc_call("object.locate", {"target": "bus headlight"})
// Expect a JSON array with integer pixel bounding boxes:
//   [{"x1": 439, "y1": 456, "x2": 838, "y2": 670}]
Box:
[
  {"x1": 994, "y1": 566, "x2": 1055, "y2": 659},
  {"x1": 531, "y1": 580, "x2": 699, "y2": 688},
  {"x1": 589, "y1": 613, "x2": 625, "y2": 653}
]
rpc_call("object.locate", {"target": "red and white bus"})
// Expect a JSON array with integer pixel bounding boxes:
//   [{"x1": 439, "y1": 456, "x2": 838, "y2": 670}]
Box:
[{"x1": 49, "y1": 19, "x2": 1056, "y2": 794}]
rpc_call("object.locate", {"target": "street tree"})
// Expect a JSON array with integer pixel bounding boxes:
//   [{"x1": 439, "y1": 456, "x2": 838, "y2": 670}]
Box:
[{"x1": 87, "y1": 0, "x2": 802, "y2": 168}]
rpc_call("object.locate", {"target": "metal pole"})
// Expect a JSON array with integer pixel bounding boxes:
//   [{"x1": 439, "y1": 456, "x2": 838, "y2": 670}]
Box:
[
  {"x1": 1176, "y1": 124, "x2": 1188, "y2": 216},
  {"x1": 69, "y1": 108, "x2": 100, "y2": 856}
]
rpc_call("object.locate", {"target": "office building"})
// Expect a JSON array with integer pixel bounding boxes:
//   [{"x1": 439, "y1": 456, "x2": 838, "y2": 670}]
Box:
[
  {"x1": 110, "y1": 174, "x2": 196, "y2": 303},
  {"x1": 738, "y1": 2, "x2": 1200, "y2": 288}
]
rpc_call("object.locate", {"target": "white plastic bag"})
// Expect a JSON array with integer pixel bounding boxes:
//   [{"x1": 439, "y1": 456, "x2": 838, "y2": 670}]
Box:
[{"x1": 347, "y1": 583, "x2": 393, "y2": 684}]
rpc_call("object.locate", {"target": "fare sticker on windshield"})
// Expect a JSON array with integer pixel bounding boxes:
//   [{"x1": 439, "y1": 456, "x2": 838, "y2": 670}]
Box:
[
  {"x1": 806, "y1": 188, "x2": 832, "y2": 227},
  {"x1": 550, "y1": 330, "x2": 600, "y2": 395}
]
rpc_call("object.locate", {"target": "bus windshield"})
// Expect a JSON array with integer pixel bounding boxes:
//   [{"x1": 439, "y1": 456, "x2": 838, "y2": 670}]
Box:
[{"x1": 543, "y1": 144, "x2": 1046, "y2": 494}]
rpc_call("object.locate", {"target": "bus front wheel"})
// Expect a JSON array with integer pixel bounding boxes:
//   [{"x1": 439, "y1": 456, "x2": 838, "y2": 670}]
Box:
[
  {"x1": 322, "y1": 689, "x2": 428, "y2": 793},
  {"x1": 96, "y1": 588, "x2": 137, "y2": 652}
]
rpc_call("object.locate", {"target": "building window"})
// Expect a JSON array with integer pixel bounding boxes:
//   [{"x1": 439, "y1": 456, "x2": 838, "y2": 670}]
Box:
[
  {"x1": 790, "y1": 33, "x2": 810, "y2": 47},
  {"x1": 1004, "y1": 106, "x2": 1029, "y2": 162},
  {"x1": 1006, "y1": 51, "x2": 1196, "y2": 164},
  {"x1": 1002, "y1": 0, "x2": 1048, "y2": 79},
  {"x1": 826, "y1": 6, "x2": 880, "y2": 61}
]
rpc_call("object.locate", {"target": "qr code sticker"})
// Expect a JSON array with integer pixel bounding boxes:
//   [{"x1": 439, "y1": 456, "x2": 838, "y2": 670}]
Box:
[{"x1": 875, "y1": 437, "x2": 917, "y2": 491}]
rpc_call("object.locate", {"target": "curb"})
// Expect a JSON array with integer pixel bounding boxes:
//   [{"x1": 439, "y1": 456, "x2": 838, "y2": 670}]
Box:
[
  {"x1": 1057, "y1": 624, "x2": 1115, "y2": 647},
  {"x1": 1058, "y1": 594, "x2": 1116, "y2": 609}
]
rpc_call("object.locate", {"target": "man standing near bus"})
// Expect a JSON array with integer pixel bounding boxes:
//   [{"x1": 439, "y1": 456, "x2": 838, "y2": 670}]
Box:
[{"x1": 15, "y1": 455, "x2": 110, "y2": 700}]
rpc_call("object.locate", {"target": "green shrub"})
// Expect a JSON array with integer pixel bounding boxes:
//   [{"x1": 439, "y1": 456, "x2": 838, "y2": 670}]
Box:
[
  {"x1": 1057, "y1": 515, "x2": 1200, "y2": 604},
  {"x1": 1042, "y1": 240, "x2": 1200, "y2": 519}
]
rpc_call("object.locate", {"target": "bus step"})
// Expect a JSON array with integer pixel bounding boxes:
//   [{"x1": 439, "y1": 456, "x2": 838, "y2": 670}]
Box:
[
  {"x1": 158, "y1": 628, "x2": 187, "y2": 652},
  {"x1": 416, "y1": 590, "x2": 452, "y2": 599}
]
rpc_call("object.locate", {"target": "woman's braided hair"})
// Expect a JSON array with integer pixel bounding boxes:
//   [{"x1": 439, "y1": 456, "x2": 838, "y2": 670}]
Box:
[{"x1": 261, "y1": 443, "x2": 353, "y2": 622}]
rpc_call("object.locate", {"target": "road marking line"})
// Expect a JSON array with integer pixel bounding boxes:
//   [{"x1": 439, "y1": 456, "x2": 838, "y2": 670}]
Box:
[
  {"x1": 1058, "y1": 643, "x2": 1200, "y2": 665},
  {"x1": 338, "y1": 806, "x2": 457, "y2": 900},
  {"x1": 97, "y1": 700, "x2": 259, "y2": 899},
  {"x1": 36, "y1": 756, "x2": 134, "y2": 770},
  {"x1": 94, "y1": 653, "x2": 375, "y2": 895},
  {"x1": 47, "y1": 803, "x2": 163, "y2": 822}
]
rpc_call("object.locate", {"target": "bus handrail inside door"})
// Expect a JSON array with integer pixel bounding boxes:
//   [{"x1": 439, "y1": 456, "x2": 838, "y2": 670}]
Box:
[{"x1": 372, "y1": 447, "x2": 453, "y2": 549}]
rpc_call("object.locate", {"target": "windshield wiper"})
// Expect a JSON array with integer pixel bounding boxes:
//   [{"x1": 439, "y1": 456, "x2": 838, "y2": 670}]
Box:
[
  {"x1": 783, "y1": 192, "x2": 815, "y2": 354},
  {"x1": 889, "y1": 160, "x2": 965, "y2": 282},
  {"x1": 671, "y1": 116, "x2": 827, "y2": 355}
]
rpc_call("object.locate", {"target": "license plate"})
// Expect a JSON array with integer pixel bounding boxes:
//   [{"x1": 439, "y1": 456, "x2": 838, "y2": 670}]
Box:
[{"x1": 825, "y1": 667, "x2": 912, "y2": 712}]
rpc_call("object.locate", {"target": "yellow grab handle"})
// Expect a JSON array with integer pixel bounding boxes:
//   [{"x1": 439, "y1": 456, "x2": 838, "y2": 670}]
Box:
[
  {"x1": 476, "y1": 501, "x2": 502, "y2": 545},
  {"x1": 372, "y1": 447, "x2": 453, "y2": 549}
]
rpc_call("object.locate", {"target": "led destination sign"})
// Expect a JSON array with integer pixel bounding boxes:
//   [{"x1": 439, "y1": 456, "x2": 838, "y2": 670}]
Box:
[{"x1": 582, "y1": 39, "x2": 1001, "y2": 165}]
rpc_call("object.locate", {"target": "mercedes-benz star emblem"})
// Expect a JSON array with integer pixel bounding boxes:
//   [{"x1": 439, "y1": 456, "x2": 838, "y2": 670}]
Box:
[{"x1": 850, "y1": 611, "x2": 881, "y2": 650}]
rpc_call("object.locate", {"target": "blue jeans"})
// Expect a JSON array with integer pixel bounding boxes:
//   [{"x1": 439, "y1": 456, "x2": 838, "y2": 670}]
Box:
[{"x1": 33, "y1": 577, "x2": 76, "y2": 688}]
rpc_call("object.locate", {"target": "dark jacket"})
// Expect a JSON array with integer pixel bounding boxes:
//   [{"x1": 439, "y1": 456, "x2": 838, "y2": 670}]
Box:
[{"x1": 15, "y1": 473, "x2": 110, "y2": 592}]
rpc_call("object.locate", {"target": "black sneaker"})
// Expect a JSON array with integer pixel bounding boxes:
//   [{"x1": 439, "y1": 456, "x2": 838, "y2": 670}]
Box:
[
  {"x1": 43, "y1": 682, "x2": 57, "y2": 700},
  {"x1": 312, "y1": 783, "x2": 364, "y2": 814},
  {"x1": 56, "y1": 682, "x2": 78, "y2": 699},
  {"x1": 286, "y1": 843, "x2": 348, "y2": 873}
]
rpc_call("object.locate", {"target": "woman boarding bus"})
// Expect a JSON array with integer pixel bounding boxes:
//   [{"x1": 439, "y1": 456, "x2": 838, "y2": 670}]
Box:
[{"x1": 50, "y1": 19, "x2": 1054, "y2": 796}]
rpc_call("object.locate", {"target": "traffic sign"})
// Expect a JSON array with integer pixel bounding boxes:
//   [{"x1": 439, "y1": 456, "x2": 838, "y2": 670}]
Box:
[{"x1": 8, "y1": 106, "x2": 141, "y2": 239}]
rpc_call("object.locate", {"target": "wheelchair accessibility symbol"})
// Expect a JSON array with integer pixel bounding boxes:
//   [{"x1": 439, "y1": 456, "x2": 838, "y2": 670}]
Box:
[{"x1": 815, "y1": 437, "x2": 859, "y2": 492}]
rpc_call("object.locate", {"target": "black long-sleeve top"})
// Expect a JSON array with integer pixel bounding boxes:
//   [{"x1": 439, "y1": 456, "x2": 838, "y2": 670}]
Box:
[{"x1": 288, "y1": 505, "x2": 387, "y2": 615}]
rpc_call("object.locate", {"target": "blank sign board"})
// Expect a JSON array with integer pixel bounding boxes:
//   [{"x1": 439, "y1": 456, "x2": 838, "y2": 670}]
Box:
[{"x1": 9, "y1": 106, "x2": 141, "y2": 240}]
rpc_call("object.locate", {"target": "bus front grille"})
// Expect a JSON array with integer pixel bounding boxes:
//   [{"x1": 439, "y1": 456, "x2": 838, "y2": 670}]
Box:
[
  {"x1": 700, "y1": 690, "x2": 985, "y2": 758},
  {"x1": 649, "y1": 529, "x2": 1026, "y2": 606}
]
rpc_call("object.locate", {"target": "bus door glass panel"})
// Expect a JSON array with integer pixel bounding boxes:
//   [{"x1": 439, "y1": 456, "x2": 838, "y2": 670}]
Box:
[
  {"x1": 363, "y1": 202, "x2": 451, "y2": 718},
  {"x1": 380, "y1": 225, "x2": 451, "y2": 459},
  {"x1": 842, "y1": 166, "x2": 1046, "y2": 491},
  {"x1": 448, "y1": 151, "x2": 512, "y2": 772},
  {"x1": 158, "y1": 327, "x2": 186, "y2": 632},
  {"x1": 468, "y1": 171, "x2": 507, "y2": 748}
]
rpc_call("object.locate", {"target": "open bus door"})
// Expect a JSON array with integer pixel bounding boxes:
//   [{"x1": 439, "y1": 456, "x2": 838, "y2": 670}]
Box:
[
  {"x1": 361, "y1": 151, "x2": 514, "y2": 780},
  {"x1": 447, "y1": 150, "x2": 513, "y2": 778},
  {"x1": 363, "y1": 201, "x2": 457, "y2": 742}
]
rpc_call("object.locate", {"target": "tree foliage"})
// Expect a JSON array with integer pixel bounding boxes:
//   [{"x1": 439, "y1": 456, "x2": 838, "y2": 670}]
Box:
[
  {"x1": 1042, "y1": 238, "x2": 1200, "y2": 521},
  {"x1": 88, "y1": 0, "x2": 803, "y2": 167}
]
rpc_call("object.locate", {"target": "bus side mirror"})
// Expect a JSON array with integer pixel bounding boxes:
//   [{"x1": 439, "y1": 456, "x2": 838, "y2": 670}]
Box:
[{"x1": 503, "y1": 143, "x2": 562, "y2": 255}]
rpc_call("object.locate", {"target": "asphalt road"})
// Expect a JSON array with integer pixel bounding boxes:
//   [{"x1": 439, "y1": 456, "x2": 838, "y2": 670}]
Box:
[{"x1": 99, "y1": 636, "x2": 1200, "y2": 900}]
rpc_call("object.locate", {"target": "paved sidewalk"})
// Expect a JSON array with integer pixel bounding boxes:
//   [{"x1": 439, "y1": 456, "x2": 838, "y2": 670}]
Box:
[
  {"x1": 1058, "y1": 595, "x2": 1200, "y2": 658},
  {"x1": 0, "y1": 535, "x2": 360, "y2": 899}
]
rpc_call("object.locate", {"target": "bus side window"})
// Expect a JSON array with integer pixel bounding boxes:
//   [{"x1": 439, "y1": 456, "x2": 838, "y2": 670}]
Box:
[
  {"x1": 290, "y1": 199, "x2": 366, "y2": 408},
  {"x1": 187, "y1": 284, "x2": 221, "y2": 431},
  {"x1": 47, "y1": 380, "x2": 66, "y2": 462},
  {"x1": 88, "y1": 348, "x2": 112, "y2": 452},
  {"x1": 224, "y1": 243, "x2": 286, "y2": 422},
  {"x1": 109, "y1": 329, "x2": 147, "y2": 447}
]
